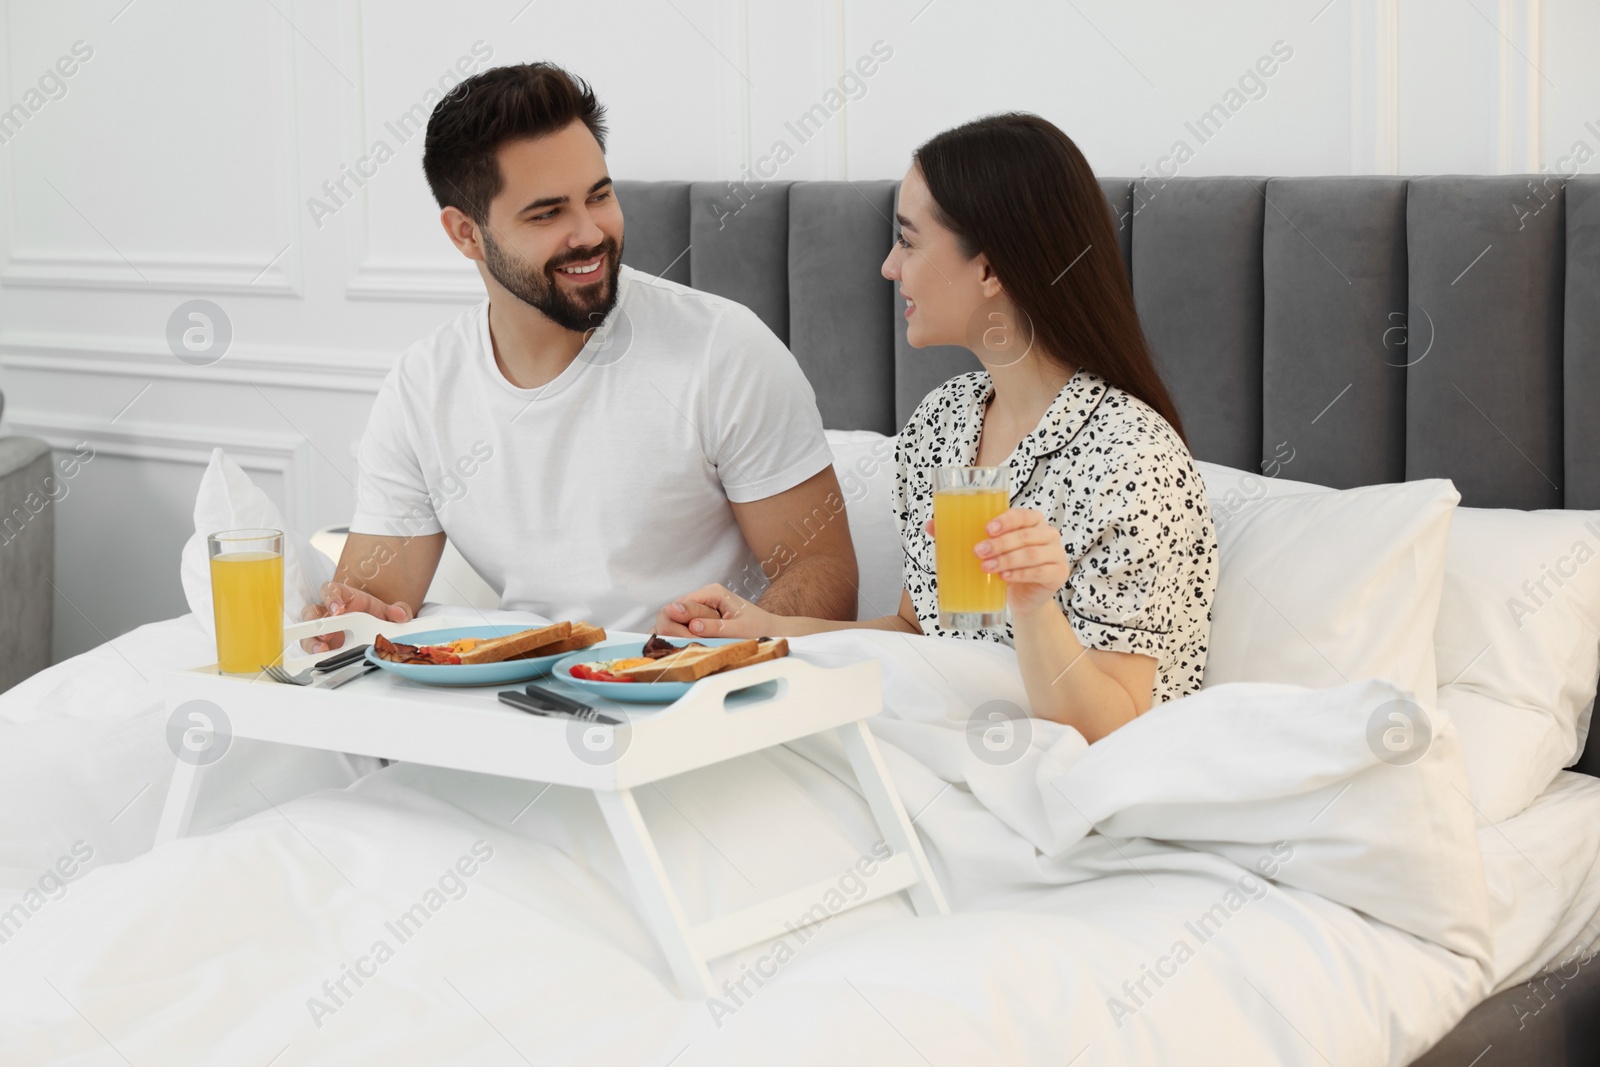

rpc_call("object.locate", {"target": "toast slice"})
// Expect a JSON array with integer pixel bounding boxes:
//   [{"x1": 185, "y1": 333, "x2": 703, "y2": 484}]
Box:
[
  {"x1": 513, "y1": 622, "x2": 607, "y2": 659},
  {"x1": 615, "y1": 639, "x2": 760, "y2": 683},
  {"x1": 455, "y1": 621, "x2": 572, "y2": 664},
  {"x1": 613, "y1": 637, "x2": 789, "y2": 683},
  {"x1": 737, "y1": 637, "x2": 789, "y2": 669}
]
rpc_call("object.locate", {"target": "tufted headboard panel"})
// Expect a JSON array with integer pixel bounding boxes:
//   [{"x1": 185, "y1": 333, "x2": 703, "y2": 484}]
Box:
[{"x1": 614, "y1": 175, "x2": 1600, "y2": 511}]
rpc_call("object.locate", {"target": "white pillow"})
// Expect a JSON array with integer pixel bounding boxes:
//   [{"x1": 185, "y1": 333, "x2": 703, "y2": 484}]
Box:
[
  {"x1": 1194, "y1": 462, "x2": 1457, "y2": 704},
  {"x1": 1434, "y1": 507, "x2": 1600, "y2": 820},
  {"x1": 1197, "y1": 461, "x2": 1331, "y2": 524},
  {"x1": 824, "y1": 429, "x2": 902, "y2": 621},
  {"x1": 1433, "y1": 687, "x2": 1569, "y2": 826},
  {"x1": 1198, "y1": 461, "x2": 1600, "y2": 824},
  {"x1": 180, "y1": 449, "x2": 332, "y2": 637}
]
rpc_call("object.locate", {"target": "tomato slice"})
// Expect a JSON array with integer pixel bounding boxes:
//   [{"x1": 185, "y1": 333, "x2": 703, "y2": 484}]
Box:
[{"x1": 570, "y1": 664, "x2": 634, "y2": 683}]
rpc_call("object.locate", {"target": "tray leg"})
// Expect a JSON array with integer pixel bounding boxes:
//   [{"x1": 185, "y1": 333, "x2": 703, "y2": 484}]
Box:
[
  {"x1": 153, "y1": 759, "x2": 205, "y2": 847},
  {"x1": 837, "y1": 720, "x2": 950, "y2": 917},
  {"x1": 593, "y1": 787, "x2": 713, "y2": 998}
]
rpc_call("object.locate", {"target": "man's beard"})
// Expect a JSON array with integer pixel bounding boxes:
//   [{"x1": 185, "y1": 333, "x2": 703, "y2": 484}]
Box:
[{"x1": 482, "y1": 230, "x2": 623, "y2": 333}]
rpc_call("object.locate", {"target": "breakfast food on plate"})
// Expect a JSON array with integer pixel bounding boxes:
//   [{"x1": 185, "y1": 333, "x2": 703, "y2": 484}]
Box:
[
  {"x1": 455, "y1": 621, "x2": 573, "y2": 664},
  {"x1": 639, "y1": 634, "x2": 683, "y2": 659},
  {"x1": 512, "y1": 621, "x2": 607, "y2": 658},
  {"x1": 732, "y1": 638, "x2": 789, "y2": 670},
  {"x1": 621, "y1": 637, "x2": 790, "y2": 683},
  {"x1": 373, "y1": 621, "x2": 605, "y2": 666},
  {"x1": 567, "y1": 656, "x2": 655, "y2": 682},
  {"x1": 569, "y1": 636, "x2": 789, "y2": 684}
]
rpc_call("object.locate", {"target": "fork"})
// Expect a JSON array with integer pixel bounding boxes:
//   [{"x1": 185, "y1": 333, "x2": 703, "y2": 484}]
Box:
[
  {"x1": 261, "y1": 660, "x2": 375, "y2": 688},
  {"x1": 261, "y1": 664, "x2": 310, "y2": 685},
  {"x1": 261, "y1": 644, "x2": 371, "y2": 685}
]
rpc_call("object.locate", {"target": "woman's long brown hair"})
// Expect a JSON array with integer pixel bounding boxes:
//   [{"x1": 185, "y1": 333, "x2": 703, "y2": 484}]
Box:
[{"x1": 913, "y1": 112, "x2": 1187, "y2": 444}]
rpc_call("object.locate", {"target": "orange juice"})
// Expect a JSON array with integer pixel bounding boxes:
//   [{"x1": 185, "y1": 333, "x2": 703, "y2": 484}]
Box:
[
  {"x1": 210, "y1": 550, "x2": 284, "y2": 673},
  {"x1": 934, "y1": 486, "x2": 1009, "y2": 620}
]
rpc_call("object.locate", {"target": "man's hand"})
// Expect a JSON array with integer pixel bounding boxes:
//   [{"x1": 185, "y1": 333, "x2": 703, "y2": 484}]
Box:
[
  {"x1": 300, "y1": 581, "x2": 414, "y2": 653},
  {"x1": 300, "y1": 531, "x2": 445, "y2": 651}
]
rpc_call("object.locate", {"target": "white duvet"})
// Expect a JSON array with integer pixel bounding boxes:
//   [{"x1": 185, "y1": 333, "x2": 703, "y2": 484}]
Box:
[{"x1": 0, "y1": 617, "x2": 1512, "y2": 1065}]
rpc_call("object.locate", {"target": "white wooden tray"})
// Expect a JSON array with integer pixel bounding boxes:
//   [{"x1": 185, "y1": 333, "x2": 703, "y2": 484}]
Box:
[{"x1": 158, "y1": 611, "x2": 949, "y2": 996}]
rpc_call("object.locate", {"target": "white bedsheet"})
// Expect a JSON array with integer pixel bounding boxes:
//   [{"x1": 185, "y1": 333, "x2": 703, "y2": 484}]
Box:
[
  {"x1": 0, "y1": 614, "x2": 379, "y2": 906},
  {"x1": 0, "y1": 619, "x2": 1552, "y2": 1065}
]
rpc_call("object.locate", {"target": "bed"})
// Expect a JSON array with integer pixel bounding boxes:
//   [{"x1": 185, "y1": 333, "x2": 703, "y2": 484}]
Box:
[{"x1": 3, "y1": 173, "x2": 1599, "y2": 1065}]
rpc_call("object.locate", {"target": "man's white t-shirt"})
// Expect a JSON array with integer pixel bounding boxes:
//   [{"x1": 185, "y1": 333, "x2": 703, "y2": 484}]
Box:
[{"x1": 351, "y1": 266, "x2": 833, "y2": 630}]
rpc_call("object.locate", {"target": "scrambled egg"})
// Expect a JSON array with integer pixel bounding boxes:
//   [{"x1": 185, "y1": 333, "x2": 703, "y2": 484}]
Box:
[{"x1": 585, "y1": 656, "x2": 653, "y2": 672}]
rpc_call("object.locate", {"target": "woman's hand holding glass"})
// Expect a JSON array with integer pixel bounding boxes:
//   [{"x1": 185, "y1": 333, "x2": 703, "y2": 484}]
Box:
[{"x1": 931, "y1": 506, "x2": 1073, "y2": 618}]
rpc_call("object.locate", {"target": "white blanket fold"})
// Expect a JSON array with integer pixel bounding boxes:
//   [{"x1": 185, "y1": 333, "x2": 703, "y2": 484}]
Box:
[{"x1": 796, "y1": 630, "x2": 1493, "y2": 976}]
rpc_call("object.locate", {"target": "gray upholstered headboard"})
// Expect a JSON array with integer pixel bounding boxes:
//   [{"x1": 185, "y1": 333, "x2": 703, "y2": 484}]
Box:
[{"x1": 614, "y1": 175, "x2": 1600, "y2": 511}]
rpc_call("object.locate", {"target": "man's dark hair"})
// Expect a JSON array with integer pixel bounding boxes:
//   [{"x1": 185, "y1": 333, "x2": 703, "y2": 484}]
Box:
[{"x1": 423, "y1": 62, "x2": 608, "y2": 225}]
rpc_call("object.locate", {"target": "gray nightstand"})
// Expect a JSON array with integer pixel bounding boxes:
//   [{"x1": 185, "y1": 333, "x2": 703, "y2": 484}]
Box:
[{"x1": 0, "y1": 389, "x2": 55, "y2": 691}]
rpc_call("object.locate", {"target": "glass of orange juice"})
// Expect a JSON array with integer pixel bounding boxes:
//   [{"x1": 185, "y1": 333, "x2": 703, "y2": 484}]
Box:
[
  {"x1": 208, "y1": 528, "x2": 285, "y2": 674},
  {"x1": 933, "y1": 466, "x2": 1009, "y2": 629}
]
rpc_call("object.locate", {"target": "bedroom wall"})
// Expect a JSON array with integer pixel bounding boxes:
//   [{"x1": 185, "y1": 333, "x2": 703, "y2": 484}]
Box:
[{"x1": 0, "y1": 0, "x2": 1594, "y2": 660}]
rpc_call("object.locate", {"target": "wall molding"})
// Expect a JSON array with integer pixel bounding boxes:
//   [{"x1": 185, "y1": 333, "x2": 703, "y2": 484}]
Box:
[
  {"x1": 339, "y1": 1, "x2": 499, "y2": 304},
  {"x1": 0, "y1": 252, "x2": 299, "y2": 296},
  {"x1": 1350, "y1": 0, "x2": 1401, "y2": 174},
  {"x1": 735, "y1": 0, "x2": 754, "y2": 177},
  {"x1": 1496, "y1": 0, "x2": 1542, "y2": 173},
  {"x1": 2, "y1": 409, "x2": 313, "y2": 534},
  {"x1": 344, "y1": 259, "x2": 483, "y2": 303},
  {"x1": 0, "y1": 0, "x2": 304, "y2": 296},
  {"x1": 0, "y1": 331, "x2": 392, "y2": 393},
  {"x1": 828, "y1": 0, "x2": 847, "y2": 180}
]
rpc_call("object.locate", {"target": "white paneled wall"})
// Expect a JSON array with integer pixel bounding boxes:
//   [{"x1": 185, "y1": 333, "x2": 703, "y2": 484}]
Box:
[{"x1": 0, "y1": 0, "x2": 1592, "y2": 659}]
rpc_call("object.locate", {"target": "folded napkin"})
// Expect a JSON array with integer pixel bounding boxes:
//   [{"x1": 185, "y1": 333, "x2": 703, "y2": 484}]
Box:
[{"x1": 179, "y1": 449, "x2": 332, "y2": 637}]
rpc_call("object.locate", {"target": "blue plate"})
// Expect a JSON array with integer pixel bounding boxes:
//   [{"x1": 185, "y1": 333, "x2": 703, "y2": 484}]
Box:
[
  {"x1": 364, "y1": 625, "x2": 592, "y2": 687},
  {"x1": 551, "y1": 638, "x2": 751, "y2": 704}
]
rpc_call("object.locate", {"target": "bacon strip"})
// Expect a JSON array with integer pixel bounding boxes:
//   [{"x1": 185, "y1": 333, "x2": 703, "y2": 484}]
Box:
[{"x1": 372, "y1": 633, "x2": 460, "y2": 665}]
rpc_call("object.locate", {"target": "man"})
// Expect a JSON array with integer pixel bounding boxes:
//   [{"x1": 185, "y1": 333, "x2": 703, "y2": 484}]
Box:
[{"x1": 305, "y1": 62, "x2": 856, "y2": 647}]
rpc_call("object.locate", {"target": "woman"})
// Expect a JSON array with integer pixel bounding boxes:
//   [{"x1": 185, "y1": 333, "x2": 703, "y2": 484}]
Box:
[{"x1": 663, "y1": 114, "x2": 1217, "y2": 744}]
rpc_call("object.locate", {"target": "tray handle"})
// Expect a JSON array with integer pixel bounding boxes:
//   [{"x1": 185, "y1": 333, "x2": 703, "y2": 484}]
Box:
[
  {"x1": 284, "y1": 611, "x2": 388, "y2": 644},
  {"x1": 669, "y1": 656, "x2": 881, "y2": 725},
  {"x1": 278, "y1": 612, "x2": 485, "y2": 670},
  {"x1": 276, "y1": 612, "x2": 388, "y2": 671}
]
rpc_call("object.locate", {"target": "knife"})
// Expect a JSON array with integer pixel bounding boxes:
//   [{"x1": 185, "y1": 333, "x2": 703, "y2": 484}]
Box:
[
  {"x1": 309, "y1": 661, "x2": 378, "y2": 689},
  {"x1": 498, "y1": 689, "x2": 622, "y2": 726},
  {"x1": 523, "y1": 681, "x2": 598, "y2": 715},
  {"x1": 313, "y1": 643, "x2": 371, "y2": 673}
]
